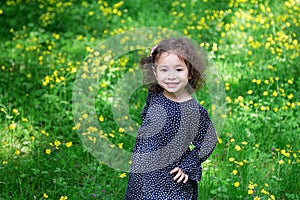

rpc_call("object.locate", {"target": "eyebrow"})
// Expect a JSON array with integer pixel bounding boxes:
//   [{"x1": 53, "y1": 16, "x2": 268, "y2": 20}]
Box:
[{"x1": 156, "y1": 64, "x2": 184, "y2": 68}]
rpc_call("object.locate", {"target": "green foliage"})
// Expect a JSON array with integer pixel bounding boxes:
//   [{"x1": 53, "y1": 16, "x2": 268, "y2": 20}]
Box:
[{"x1": 0, "y1": 0, "x2": 299, "y2": 199}]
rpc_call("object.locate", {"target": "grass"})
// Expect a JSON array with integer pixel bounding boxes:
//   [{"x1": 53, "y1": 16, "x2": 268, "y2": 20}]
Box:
[{"x1": 0, "y1": 0, "x2": 299, "y2": 199}]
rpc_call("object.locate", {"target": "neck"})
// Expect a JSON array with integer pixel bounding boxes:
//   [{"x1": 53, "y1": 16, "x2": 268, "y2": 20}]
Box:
[{"x1": 163, "y1": 90, "x2": 192, "y2": 102}]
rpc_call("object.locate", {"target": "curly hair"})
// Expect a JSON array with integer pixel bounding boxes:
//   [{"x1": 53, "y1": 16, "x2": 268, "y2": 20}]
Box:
[{"x1": 140, "y1": 37, "x2": 207, "y2": 94}]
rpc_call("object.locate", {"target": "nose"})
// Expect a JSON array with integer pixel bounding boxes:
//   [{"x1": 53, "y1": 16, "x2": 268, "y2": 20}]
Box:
[{"x1": 167, "y1": 70, "x2": 176, "y2": 80}]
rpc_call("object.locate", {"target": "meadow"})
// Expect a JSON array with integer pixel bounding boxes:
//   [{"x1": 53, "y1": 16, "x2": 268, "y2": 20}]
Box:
[{"x1": 0, "y1": 0, "x2": 299, "y2": 199}]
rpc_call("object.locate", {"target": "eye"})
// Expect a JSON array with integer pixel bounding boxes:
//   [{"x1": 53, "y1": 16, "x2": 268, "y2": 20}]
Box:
[
  {"x1": 176, "y1": 68, "x2": 184, "y2": 72},
  {"x1": 160, "y1": 68, "x2": 167, "y2": 72}
]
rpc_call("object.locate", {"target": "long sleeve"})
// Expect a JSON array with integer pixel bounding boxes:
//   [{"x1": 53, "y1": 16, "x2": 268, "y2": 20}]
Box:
[
  {"x1": 141, "y1": 90, "x2": 156, "y2": 121},
  {"x1": 179, "y1": 108, "x2": 218, "y2": 181}
]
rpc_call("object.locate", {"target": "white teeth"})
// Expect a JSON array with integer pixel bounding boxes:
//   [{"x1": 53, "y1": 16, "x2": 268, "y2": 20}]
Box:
[{"x1": 166, "y1": 83, "x2": 178, "y2": 88}]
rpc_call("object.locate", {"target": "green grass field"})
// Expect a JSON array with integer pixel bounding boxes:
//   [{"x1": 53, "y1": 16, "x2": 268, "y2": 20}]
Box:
[{"x1": 0, "y1": 0, "x2": 299, "y2": 199}]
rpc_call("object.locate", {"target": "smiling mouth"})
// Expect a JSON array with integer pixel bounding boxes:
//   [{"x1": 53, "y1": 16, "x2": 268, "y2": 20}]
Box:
[{"x1": 165, "y1": 83, "x2": 179, "y2": 88}]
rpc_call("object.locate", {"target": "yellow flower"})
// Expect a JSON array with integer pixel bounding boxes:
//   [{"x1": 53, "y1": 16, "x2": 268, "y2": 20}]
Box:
[
  {"x1": 260, "y1": 106, "x2": 266, "y2": 111},
  {"x1": 235, "y1": 145, "x2": 241, "y2": 151},
  {"x1": 9, "y1": 122, "x2": 16, "y2": 130},
  {"x1": 65, "y1": 141, "x2": 72, "y2": 148},
  {"x1": 12, "y1": 109, "x2": 19, "y2": 114},
  {"x1": 278, "y1": 160, "x2": 284, "y2": 164},
  {"x1": 2, "y1": 160, "x2": 8, "y2": 165},
  {"x1": 118, "y1": 127, "x2": 125, "y2": 133},
  {"x1": 254, "y1": 196, "x2": 260, "y2": 200},
  {"x1": 230, "y1": 138, "x2": 235, "y2": 143},
  {"x1": 99, "y1": 115, "x2": 104, "y2": 122},
  {"x1": 232, "y1": 169, "x2": 238, "y2": 175},
  {"x1": 248, "y1": 189, "x2": 254, "y2": 195},
  {"x1": 225, "y1": 82, "x2": 230, "y2": 87},
  {"x1": 247, "y1": 90, "x2": 253, "y2": 95},
  {"x1": 261, "y1": 189, "x2": 269, "y2": 195},
  {"x1": 82, "y1": 113, "x2": 88, "y2": 119},
  {"x1": 100, "y1": 82, "x2": 107, "y2": 88},
  {"x1": 229, "y1": 157, "x2": 235, "y2": 162},
  {"x1": 43, "y1": 193, "x2": 48, "y2": 198},
  {"x1": 218, "y1": 138, "x2": 222, "y2": 144},
  {"x1": 15, "y1": 150, "x2": 20, "y2": 155},
  {"x1": 45, "y1": 149, "x2": 51, "y2": 154},
  {"x1": 113, "y1": 1, "x2": 124, "y2": 8},
  {"x1": 118, "y1": 143, "x2": 123, "y2": 149},
  {"x1": 270, "y1": 194, "x2": 275, "y2": 200},
  {"x1": 22, "y1": 117, "x2": 28, "y2": 122},
  {"x1": 234, "y1": 182, "x2": 240, "y2": 187},
  {"x1": 287, "y1": 94, "x2": 294, "y2": 99},
  {"x1": 119, "y1": 172, "x2": 126, "y2": 178},
  {"x1": 60, "y1": 196, "x2": 68, "y2": 200},
  {"x1": 237, "y1": 96, "x2": 244, "y2": 102},
  {"x1": 109, "y1": 133, "x2": 115, "y2": 138},
  {"x1": 287, "y1": 79, "x2": 293, "y2": 84},
  {"x1": 263, "y1": 91, "x2": 268, "y2": 96},
  {"x1": 241, "y1": 141, "x2": 248, "y2": 145},
  {"x1": 54, "y1": 140, "x2": 61, "y2": 147},
  {"x1": 264, "y1": 183, "x2": 269, "y2": 187}
]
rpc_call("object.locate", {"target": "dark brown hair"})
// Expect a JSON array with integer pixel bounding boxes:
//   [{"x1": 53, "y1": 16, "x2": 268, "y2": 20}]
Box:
[{"x1": 140, "y1": 37, "x2": 207, "y2": 94}]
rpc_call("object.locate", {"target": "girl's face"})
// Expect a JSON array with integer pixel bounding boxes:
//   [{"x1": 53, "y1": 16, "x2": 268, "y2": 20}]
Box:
[{"x1": 154, "y1": 52, "x2": 190, "y2": 101}]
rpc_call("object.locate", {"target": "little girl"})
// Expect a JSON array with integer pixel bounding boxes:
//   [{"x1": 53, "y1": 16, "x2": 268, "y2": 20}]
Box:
[{"x1": 124, "y1": 38, "x2": 217, "y2": 200}]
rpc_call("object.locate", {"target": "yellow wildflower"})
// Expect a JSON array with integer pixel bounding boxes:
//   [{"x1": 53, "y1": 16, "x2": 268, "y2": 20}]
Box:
[
  {"x1": 65, "y1": 141, "x2": 72, "y2": 148},
  {"x1": 99, "y1": 115, "x2": 104, "y2": 122},
  {"x1": 45, "y1": 149, "x2": 51, "y2": 154},
  {"x1": 12, "y1": 109, "x2": 19, "y2": 114},
  {"x1": 60, "y1": 196, "x2": 68, "y2": 200},
  {"x1": 43, "y1": 193, "x2": 48, "y2": 198},
  {"x1": 234, "y1": 182, "x2": 240, "y2": 187},
  {"x1": 235, "y1": 145, "x2": 241, "y2": 151},
  {"x1": 118, "y1": 143, "x2": 124, "y2": 149},
  {"x1": 15, "y1": 150, "x2": 20, "y2": 155},
  {"x1": 9, "y1": 122, "x2": 16, "y2": 130},
  {"x1": 119, "y1": 172, "x2": 126, "y2": 178},
  {"x1": 278, "y1": 160, "x2": 284, "y2": 164}
]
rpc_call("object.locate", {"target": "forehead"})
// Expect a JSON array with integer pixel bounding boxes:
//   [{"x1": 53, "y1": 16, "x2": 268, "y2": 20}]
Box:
[{"x1": 156, "y1": 52, "x2": 186, "y2": 67}]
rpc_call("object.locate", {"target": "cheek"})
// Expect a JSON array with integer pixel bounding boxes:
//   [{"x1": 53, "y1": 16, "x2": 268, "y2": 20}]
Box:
[{"x1": 156, "y1": 73, "x2": 165, "y2": 81}]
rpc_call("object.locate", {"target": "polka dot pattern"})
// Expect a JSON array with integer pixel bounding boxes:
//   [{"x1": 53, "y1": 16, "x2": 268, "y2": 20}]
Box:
[{"x1": 125, "y1": 91, "x2": 217, "y2": 200}]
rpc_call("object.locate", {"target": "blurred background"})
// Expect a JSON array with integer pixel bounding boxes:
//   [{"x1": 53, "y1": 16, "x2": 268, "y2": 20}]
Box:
[{"x1": 0, "y1": 0, "x2": 299, "y2": 199}]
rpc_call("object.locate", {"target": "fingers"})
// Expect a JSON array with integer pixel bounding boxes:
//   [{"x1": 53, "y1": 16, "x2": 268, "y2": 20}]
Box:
[
  {"x1": 170, "y1": 167, "x2": 189, "y2": 183},
  {"x1": 170, "y1": 167, "x2": 179, "y2": 174}
]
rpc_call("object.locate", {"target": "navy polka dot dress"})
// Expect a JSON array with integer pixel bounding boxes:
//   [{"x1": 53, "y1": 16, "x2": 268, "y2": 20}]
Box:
[{"x1": 125, "y1": 91, "x2": 217, "y2": 200}]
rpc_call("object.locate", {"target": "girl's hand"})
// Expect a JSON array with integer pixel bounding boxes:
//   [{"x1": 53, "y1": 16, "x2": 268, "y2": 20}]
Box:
[{"x1": 170, "y1": 167, "x2": 188, "y2": 183}]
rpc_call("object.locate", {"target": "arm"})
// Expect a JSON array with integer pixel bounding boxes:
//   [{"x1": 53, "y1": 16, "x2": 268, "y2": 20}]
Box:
[
  {"x1": 172, "y1": 109, "x2": 218, "y2": 182},
  {"x1": 141, "y1": 90, "x2": 156, "y2": 120}
]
